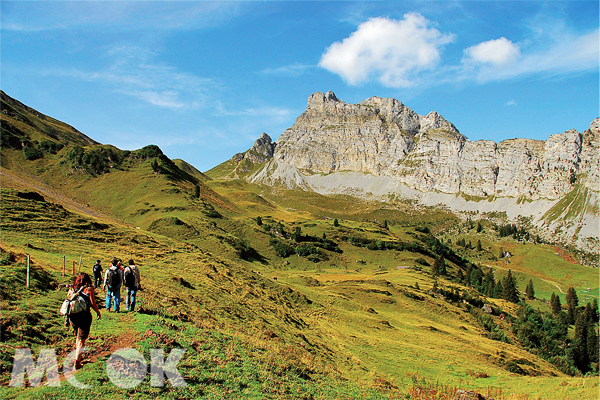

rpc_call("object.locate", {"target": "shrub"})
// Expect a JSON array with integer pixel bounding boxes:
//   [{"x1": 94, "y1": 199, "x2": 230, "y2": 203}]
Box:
[
  {"x1": 270, "y1": 239, "x2": 294, "y2": 258},
  {"x1": 24, "y1": 146, "x2": 43, "y2": 160},
  {"x1": 415, "y1": 258, "x2": 430, "y2": 266}
]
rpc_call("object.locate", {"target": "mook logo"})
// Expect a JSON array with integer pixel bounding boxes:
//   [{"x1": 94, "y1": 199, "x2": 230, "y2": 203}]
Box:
[{"x1": 9, "y1": 348, "x2": 187, "y2": 389}]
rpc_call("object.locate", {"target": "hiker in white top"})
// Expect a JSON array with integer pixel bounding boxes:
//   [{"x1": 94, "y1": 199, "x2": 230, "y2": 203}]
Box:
[
  {"x1": 123, "y1": 259, "x2": 141, "y2": 312},
  {"x1": 102, "y1": 259, "x2": 122, "y2": 312}
]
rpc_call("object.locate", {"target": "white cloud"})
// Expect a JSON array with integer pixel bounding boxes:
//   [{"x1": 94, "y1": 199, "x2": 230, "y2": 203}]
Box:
[
  {"x1": 464, "y1": 37, "x2": 521, "y2": 66},
  {"x1": 2, "y1": 2, "x2": 248, "y2": 32},
  {"x1": 261, "y1": 63, "x2": 314, "y2": 77},
  {"x1": 63, "y1": 45, "x2": 216, "y2": 109},
  {"x1": 504, "y1": 100, "x2": 518, "y2": 107},
  {"x1": 461, "y1": 29, "x2": 599, "y2": 82},
  {"x1": 319, "y1": 14, "x2": 454, "y2": 87}
]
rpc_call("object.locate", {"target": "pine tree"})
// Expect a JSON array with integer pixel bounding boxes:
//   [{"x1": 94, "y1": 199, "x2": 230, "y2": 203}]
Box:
[
  {"x1": 470, "y1": 267, "x2": 482, "y2": 290},
  {"x1": 465, "y1": 264, "x2": 473, "y2": 287},
  {"x1": 502, "y1": 270, "x2": 519, "y2": 303},
  {"x1": 292, "y1": 226, "x2": 302, "y2": 242},
  {"x1": 486, "y1": 279, "x2": 494, "y2": 297},
  {"x1": 150, "y1": 158, "x2": 160, "y2": 173},
  {"x1": 477, "y1": 221, "x2": 483, "y2": 233},
  {"x1": 525, "y1": 279, "x2": 535, "y2": 300},
  {"x1": 194, "y1": 184, "x2": 200, "y2": 199},
  {"x1": 383, "y1": 219, "x2": 389, "y2": 230},
  {"x1": 573, "y1": 312, "x2": 590, "y2": 370},
  {"x1": 586, "y1": 324, "x2": 599, "y2": 364},
  {"x1": 256, "y1": 216, "x2": 263, "y2": 226},
  {"x1": 566, "y1": 287, "x2": 579, "y2": 325},
  {"x1": 550, "y1": 293, "x2": 562, "y2": 315},
  {"x1": 493, "y1": 279, "x2": 503, "y2": 299},
  {"x1": 333, "y1": 218, "x2": 339, "y2": 227},
  {"x1": 476, "y1": 240, "x2": 483, "y2": 252},
  {"x1": 433, "y1": 255, "x2": 446, "y2": 276}
]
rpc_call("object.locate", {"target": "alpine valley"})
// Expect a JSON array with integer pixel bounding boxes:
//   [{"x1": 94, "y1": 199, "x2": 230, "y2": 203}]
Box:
[{"x1": 1, "y1": 90, "x2": 598, "y2": 400}]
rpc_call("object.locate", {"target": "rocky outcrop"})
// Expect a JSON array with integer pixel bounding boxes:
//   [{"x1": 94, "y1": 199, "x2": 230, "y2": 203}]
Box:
[
  {"x1": 232, "y1": 133, "x2": 276, "y2": 165},
  {"x1": 240, "y1": 92, "x2": 599, "y2": 253},
  {"x1": 268, "y1": 92, "x2": 598, "y2": 201}
]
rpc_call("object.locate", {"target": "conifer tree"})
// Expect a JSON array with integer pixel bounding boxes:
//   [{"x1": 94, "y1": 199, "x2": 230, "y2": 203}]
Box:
[
  {"x1": 525, "y1": 279, "x2": 535, "y2": 300},
  {"x1": 293, "y1": 226, "x2": 302, "y2": 242},
  {"x1": 465, "y1": 264, "x2": 473, "y2": 287},
  {"x1": 333, "y1": 218, "x2": 339, "y2": 227},
  {"x1": 493, "y1": 279, "x2": 503, "y2": 299},
  {"x1": 573, "y1": 313, "x2": 590, "y2": 369},
  {"x1": 433, "y1": 255, "x2": 446, "y2": 276},
  {"x1": 256, "y1": 216, "x2": 262, "y2": 226},
  {"x1": 502, "y1": 270, "x2": 519, "y2": 303},
  {"x1": 566, "y1": 287, "x2": 579, "y2": 325},
  {"x1": 586, "y1": 324, "x2": 599, "y2": 364},
  {"x1": 550, "y1": 293, "x2": 562, "y2": 315},
  {"x1": 476, "y1": 240, "x2": 483, "y2": 252},
  {"x1": 477, "y1": 221, "x2": 483, "y2": 233},
  {"x1": 194, "y1": 184, "x2": 200, "y2": 199}
]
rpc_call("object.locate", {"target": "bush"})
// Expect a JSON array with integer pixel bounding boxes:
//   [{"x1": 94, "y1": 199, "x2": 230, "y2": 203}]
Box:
[
  {"x1": 415, "y1": 258, "x2": 430, "y2": 266},
  {"x1": 134, "y1": 145, "x2": 163, "y2": 159},
  {"x1": 296, "y1": 243, "x2": 319, "y2": 257},
  {"x1": 270, "y1": 239, "x2": 294, "y2": 258},
  {"x1": 39, "y1": 140, "x2": 63, "y2": 154},
  {"x1": 24, "y1": 146, "x2": 43, "y2": 160}
]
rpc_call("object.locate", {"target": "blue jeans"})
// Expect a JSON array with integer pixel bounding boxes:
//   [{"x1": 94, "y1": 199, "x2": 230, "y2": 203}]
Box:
[
  {"x1": 106, "y1": 285, "x2": 121, "y2": 311},
  {"x1": 126, "y1": 286, "x2": 137, "y2": 311}
]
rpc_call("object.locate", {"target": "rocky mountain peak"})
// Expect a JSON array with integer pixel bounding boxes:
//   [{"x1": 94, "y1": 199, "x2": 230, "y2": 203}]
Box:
[
  {"x1": 251, "y1": 132, "x2": 275, "y2": 159},
  {"x1": 418, "y1": 111, "x2": 461, "y2": 137},
  {"x1": 307, "y1": 91, "x2": 340, "y2": 110}
]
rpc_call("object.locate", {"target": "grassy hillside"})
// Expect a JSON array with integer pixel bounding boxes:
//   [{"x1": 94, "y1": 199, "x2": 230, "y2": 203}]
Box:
[{"x1": 1, "y1": 97, "x2": 598, "y2": 399}]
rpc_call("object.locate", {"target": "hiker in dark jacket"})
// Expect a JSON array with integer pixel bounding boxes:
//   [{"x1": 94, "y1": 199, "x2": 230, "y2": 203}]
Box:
[
  {"x1": 123, "y1": 259, "x2": 142, "y2": 312},
  {"x1": 92, "y1": 260, "x2": 103, "y2": 288},
  {"x1": 102, "y1": 259, "x2": 123, "y2": 312},
  {"x1": 67, "y1": 273, "x2": 101, "y2": 369}
]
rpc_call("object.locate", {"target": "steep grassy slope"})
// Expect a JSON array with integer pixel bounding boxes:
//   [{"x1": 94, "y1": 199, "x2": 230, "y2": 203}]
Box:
[{"x1": 1, "y1": 94, "x2": 598, "y2": 399}]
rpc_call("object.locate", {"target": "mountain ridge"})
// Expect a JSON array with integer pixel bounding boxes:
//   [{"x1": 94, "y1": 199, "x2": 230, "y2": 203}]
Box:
[{"x1": 217, "y1": 91, "x2": 599, "y2": 255}]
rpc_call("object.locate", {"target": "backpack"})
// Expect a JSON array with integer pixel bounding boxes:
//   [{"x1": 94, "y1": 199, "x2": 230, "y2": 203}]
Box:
[
  {"x1": 106, "y1": 268, "x2": 121, "y2": 288},
  {"x1": 124, "y1": 266, "x2": 135, "y2": 288},
  {"x1": 60, "y1": 287, "x2": 89, "y2": 316},
  {"x1": 93, "y1": 264, "x2": 102, "y2": 275}
]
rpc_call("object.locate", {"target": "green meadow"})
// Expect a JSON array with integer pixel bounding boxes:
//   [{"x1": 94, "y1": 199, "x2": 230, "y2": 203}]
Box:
[{"x1": 1, "y1": 92, "x2": 599, "y2": 399}]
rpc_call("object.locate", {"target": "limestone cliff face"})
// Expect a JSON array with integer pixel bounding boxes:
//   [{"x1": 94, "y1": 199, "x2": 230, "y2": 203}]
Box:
[{"x1": 271, "y1": 92, "x2": 599, "y2": 201}]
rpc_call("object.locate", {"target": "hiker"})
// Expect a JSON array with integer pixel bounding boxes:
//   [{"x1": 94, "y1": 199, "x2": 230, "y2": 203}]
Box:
[
  {"x1": 103, "y1": 258, "x2": 122, "y2": 312},
  {"x1": 67, "y1": 273, "x2": 101, "y2": 369},
  {"x1": 92, "y1": 260, "x2": 103, "y2": 288},
  {"x1": 123, "y1": 259, "x2": 141, "y2": 311}
]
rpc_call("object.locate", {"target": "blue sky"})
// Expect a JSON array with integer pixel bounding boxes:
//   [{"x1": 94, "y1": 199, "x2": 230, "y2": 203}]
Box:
[{"x1": 2, "y1": 1, "x2": 598, "y2": 172}]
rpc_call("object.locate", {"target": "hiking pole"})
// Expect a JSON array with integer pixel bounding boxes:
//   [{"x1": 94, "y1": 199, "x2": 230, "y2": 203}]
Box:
[
  {"x1": 73, "y1": 261, "x2": 75, "y2": 275},
  {"x1": 78, "y1": 255, "x2": 82, "y2": 273},
  {"x1": 63, "y1": 256, "x2": 65, "y2": 277}
]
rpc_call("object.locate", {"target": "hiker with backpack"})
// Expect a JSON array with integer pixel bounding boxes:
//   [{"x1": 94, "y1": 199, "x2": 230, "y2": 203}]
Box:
[
  {"x1": 103, "y1": 258, "x2": 122, "y2": 312},
  {"x1": 123, "y1": 259, "x2": 141, "y2": 312},
  {"x1": 92, "y1": 260, "x2": 103, "y2": 288},
  {"x1": 62, "y1": 273, "x2": 101, "y2": 369}
]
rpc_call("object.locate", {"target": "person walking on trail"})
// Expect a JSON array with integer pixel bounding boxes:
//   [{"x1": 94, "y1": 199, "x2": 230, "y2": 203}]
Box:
[
  {"x1": 103, "y1": 258, "x2": 122, "y2": 312},
  {"x1": 92, "y1": 260, "x2": 103, "y2": 288},
  {"x1": 67, "y1": 273, "x2": 101, "y2": 369},
  {"x1": 123, "y1": 259, "x2": 141, "y2": 312}
]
